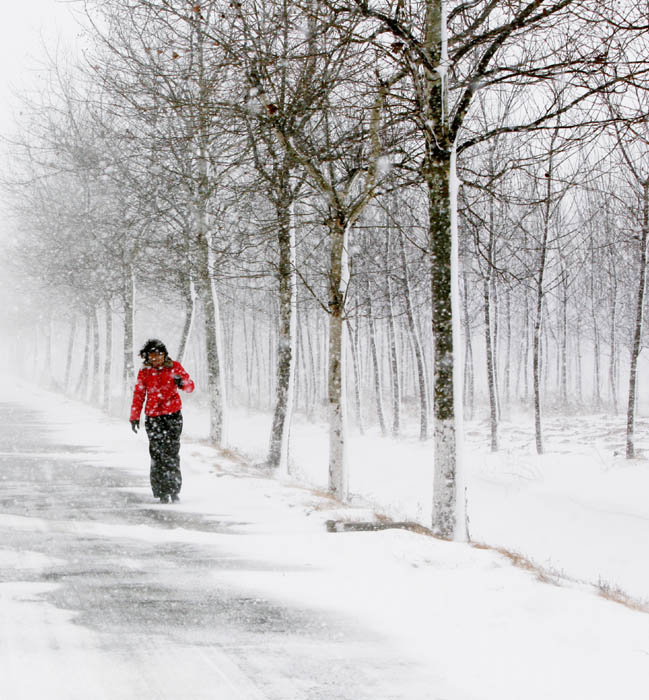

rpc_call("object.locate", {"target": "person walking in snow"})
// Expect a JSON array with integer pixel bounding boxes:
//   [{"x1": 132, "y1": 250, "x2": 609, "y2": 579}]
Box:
[{"x1": 130, "y1": 339, "x2": 195, "y2": 504}]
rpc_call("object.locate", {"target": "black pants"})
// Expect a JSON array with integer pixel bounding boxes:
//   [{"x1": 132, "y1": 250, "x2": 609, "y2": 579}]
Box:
[{"x1": 144, "y1": 411, "x2": 183, "y2": 498}]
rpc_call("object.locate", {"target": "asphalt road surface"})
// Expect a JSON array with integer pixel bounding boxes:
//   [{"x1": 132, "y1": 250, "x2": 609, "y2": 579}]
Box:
[{"x1": 0, "y1": 400, "x2": 438, "y2": 700}]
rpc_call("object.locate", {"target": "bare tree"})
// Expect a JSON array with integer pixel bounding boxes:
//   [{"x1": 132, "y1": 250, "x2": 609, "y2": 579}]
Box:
[{"x1": 609, "y1": 106, "x2": 649, "y2": 458}]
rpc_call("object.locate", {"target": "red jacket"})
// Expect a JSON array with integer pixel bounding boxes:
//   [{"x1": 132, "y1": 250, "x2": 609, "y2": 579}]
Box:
[{"x1": 130, "y1": 360, "x2": 195, "y2": 421}]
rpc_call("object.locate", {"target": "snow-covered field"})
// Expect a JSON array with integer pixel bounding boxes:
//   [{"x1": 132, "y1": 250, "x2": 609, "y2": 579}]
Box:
[
  {"x1": 184, "y1": 400, "x2": 649, "y2": 603},
  {"x1": 2, "y1": 380, "x2": 649, "y2": 699}
]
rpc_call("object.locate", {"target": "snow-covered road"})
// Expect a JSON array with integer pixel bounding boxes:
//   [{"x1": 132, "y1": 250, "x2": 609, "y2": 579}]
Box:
[
  {"x1": 0, "y1": 400, "x2": 438, "y2": 700},
  {"x1": 2, "y1": 385, "x2": 649, "y2": 700},
  {"x1": 0, "y1": 404, "x2": 265, "y2": 699}
]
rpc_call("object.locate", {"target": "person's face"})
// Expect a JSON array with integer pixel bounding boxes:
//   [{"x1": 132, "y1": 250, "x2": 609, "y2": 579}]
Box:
[{"x1": 147, "y1": 350, "x2": 165, "y2": 368}]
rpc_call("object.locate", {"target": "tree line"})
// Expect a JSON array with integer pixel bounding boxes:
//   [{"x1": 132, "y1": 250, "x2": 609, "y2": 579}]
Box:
[{"x1": 3, "y1": 0, "x2": 649, "y2": 540}]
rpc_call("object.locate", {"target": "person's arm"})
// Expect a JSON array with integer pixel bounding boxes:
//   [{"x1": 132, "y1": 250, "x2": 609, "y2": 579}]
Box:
[
  {"x1": 173, "y1": 363, "x2": 195, "y2": 393},
  {"x1": 130, "y1": 370, "x2": 147, "y2": 422}
]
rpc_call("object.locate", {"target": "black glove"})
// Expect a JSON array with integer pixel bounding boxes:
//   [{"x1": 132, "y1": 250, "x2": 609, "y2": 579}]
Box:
[
  {"x1": 173, "y1": 375, "x2": 183, "y2": 389},
  {"x1": 130, "y1": 420, "x2": 140, "y2": 434}
]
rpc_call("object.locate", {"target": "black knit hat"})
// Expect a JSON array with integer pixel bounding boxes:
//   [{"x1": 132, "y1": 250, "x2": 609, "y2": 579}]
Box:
[{"x1": 139, "y1": 338, "x2": 168, "y2": 359}]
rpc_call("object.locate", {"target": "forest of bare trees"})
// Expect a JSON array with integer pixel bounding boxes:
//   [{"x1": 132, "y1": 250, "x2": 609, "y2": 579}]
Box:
[{"x1": 3, "y1": 0, "x2": 649, "y2": 540}]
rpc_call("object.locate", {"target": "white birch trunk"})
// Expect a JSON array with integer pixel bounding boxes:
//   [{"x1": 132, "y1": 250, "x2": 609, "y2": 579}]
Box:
[
  {"x1": 626, "y1": 181, "x2": 649, "y2": 458},
  {"x1": 196, "y1": 229, "x2": 226, "y2": 445},
  {"x1": 450, "y1": 146, "x2": 466, "y2": 541},
  {"x1": 177, "y1": 279, "x2": 196, "y2": 364},
  {"x1": 366, "y1": 285, "x2": 387, "y2": 437},
  {"x1": 462, "y1": 270, "x2": 475, "y2": 420},
  {"x1": 328, "y1": 220, "x2": 350, "y2": 500},
  {"x1": 347, "y1": 318, "x2": 364, "y2": 434},
  {"x1": 386, "y1": 233, "x2": 401, "y2": 437},
  {"x1": 504, "y1": 288, "x2": 511, "y2": 409},
  {"x1": 210, "y1": 276, "x2": 228, "y2": 445},
  {"x1": 609, "y1": 284, "x2": 618, "y2": 412}
]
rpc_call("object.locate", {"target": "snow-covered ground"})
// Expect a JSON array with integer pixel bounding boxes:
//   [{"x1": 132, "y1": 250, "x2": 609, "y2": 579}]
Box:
[
  {"x1": 185, "y1": 400, "x2": 649, "y2": 603},
  {"x1": 2, "y1": 381, "x2": 649, "y2": 699}
]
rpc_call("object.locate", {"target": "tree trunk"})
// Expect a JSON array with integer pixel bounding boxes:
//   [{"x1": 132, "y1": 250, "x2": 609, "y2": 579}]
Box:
[
  {"x1": 267, "y1": 296, "x2": 275, "y2": 410},
  {"x1": 268, "y1": 195, "x2": 297, "y2": 474},
  {"x1": 575, "y1": 312, "x2": 583, "y2": 404},
  {"x1": 428, "y1": 151, "x2": 461, "y2": 538},
  {"x1": 462, "y1": 269, "x2": 475, "y2": 420},
  {"x1": 592, "y1": 310, "x2": 602, "y2": 409},
  {"x1": 534, "y1": 203, "x2": 552, "y2": 454},
  {"x1": 197, "y1": 231, "x2": 226, "y2": 445},
  {"x1": 398, "y1": 225, "x2": 429, "y2": 439},
  {"x1": 366, "y1": 284, "x2": 387, "y2": 437},
  {"x1": 533, "y1": 126, "x2": 559, "y2": 455},
  {"x1": 425, "y1": 0, "x2": 463, "y2": 540},
  {"x1": 91, "y1": 306, "x2": 101, "y2": 405},
  {"x1": 347, "y1": 318, "x2": 364, "y2": 434},
  {"x1": 503, "y1": 287, "x2": 511, "y2": 411},
  {"x1": 559, "y1": 269, "x2": 569, "y2": 408},
  {"x1": 64, "y1": 315, "x2": 76, "y2": 393},
  {"x1": 327, "y1": 216, "x2": 349, "y2": 500},
  {"x1": 195, "y1": 31, "x2": 225, "y2": 436},
  {"x1": 542, "y1": 323, "x2": 550, "y2": 401},
  {"x1": 533, "y1": 285, "x2": 545, "y2": 455},
  {"x1": 608, "y1": 263, "x2": 618, "y2": 413},
  {"x1": 122, "y1": 268, "x2": 135, "y2": 396},
  {"x1": 626, "y1": 181, "x2": 649, "y2": 459},
  {"x1": 523, "y1": 292, "x2": 531, "y2": 401},
  {"x1": 242, "y1": 298, "x2": 252, "y2": 406},
  {"x1": 76, "y1": 313, "x2": 91, "y2": 400},
  {"x1": 195, "y1": 20, "x2": 226, "y2": 445},
  {"x1": 103, "y1": 299, "x2": 112, "y2": 412},
  {"x1": 483, "y1": 277, "x2": 498, "y2": 451},
  {"x1": 177, "y1": 278, "x2": 196, "y2": 364},
  {"x1": 251, "y1": 314, "x2": 261, "y2": 406},
  {"x1": 385, "y1": 233, "x2": 400, "y2": 437},
  {"x1": 305, "y1": 314, "x2": 318, "y2": 420},
  {"x1": 316, "y1": 312, "x2": 326, "y2": 408},
  {"x1": 590, "y1": 253, "x2": 602, "y2": 409},
  {"x1": 491, "y1": 276, "x2": 501, "y2": 419},
  {"x1": 483, "y1": 210, "x2": 498, "y2": 451}
]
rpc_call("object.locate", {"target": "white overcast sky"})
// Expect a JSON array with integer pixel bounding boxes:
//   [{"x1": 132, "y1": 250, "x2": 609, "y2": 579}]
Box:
[{"x1": 0, "y1": 0, "x2": 84, "y2": 135}]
